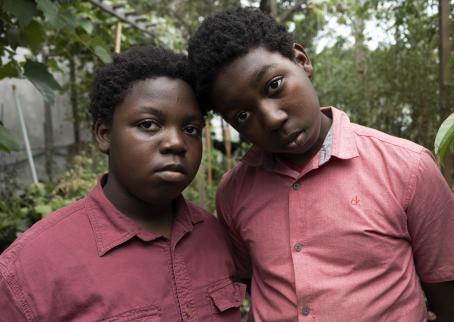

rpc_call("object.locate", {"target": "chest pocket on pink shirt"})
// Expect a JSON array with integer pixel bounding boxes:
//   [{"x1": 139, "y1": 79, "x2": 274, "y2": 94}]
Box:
[
  {"x1": 208, "y1": 280, "x2": 247, "y2": 321},
  {"x1": 97, "y1": 305, "x2": 161, "y2": 322}
]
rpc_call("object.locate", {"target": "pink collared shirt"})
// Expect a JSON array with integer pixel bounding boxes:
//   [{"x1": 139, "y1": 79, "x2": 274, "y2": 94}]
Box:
[
  {"x1": 0, "y1": 176, "x2": 245, "y2": 321},
  {"x1": 217, "y1": 107, "x2": 454, "y2": 322}
]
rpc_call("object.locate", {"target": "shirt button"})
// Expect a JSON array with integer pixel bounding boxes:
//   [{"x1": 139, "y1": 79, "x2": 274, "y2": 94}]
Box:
[
  {"x1": 184, "y1": 307, "x2": 192, "y2": 318},
  {"x1": 292, "y1": 182, "x2": 301, "y2": 190},
  {"x1": 294, "y1": 243, "x2": 302, "y2": 252},
  {"x1": 302, "y1": 306, "x2": 310, "y2": 316}
]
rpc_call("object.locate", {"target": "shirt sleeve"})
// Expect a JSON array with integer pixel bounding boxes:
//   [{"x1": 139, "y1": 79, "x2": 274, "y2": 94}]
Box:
[
  {"x1": 216, "y1": 177, "x2": 252, "y2": 280},
  {"x1": 406, "y1": 149, "x2": 454, "y2": 283},
  {"x1": 0, "y1": 274, "x2": 29, "y2": 321}
]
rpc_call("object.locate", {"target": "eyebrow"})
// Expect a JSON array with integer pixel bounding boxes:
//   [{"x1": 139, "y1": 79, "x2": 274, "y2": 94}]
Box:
[
  {"x1": 139, "y1": 106, "x2": 164, "y2": 117},
  {"x1": 251, "y1": 63, "x2": 277, "y2": 86},
  {"x1": 139, "y1": 105, "x2": 204, "y2": 124}
]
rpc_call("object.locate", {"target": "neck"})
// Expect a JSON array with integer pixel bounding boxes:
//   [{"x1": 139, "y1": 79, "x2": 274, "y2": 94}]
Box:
[
  {"x1": 103, "y1": 175, "x2": 175, "y2": 239},
  {"x1": 281, "y1": 112, "x2": 332, "y2": 168}
]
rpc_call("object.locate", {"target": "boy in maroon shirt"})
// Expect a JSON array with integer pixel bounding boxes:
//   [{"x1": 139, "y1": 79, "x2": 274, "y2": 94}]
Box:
[
  {"x1": 188, "y1": 7, "x2": 454, "y2": 322},
  {"x1": 0, "y1": 46, "x2": 245, "y2": 321}
]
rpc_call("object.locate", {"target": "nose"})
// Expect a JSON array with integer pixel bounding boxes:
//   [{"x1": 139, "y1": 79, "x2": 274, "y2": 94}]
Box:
[
  {"x1": 258, "y1": 99, "x2": 287, "y2": 131},
  {"x1": 159, "y1": 127, "x2": 186, "y2": 155}
]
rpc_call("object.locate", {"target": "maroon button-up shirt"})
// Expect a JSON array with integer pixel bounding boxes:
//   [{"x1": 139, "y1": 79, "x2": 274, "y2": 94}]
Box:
[{"x1": 0, "y1": 177, "x2": 245, "y2": 321}]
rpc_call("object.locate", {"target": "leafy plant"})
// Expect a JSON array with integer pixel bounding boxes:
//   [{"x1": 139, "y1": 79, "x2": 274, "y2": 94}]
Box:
[{"x1": 434, "y1": 113, "x2": 454, "y2": 166}]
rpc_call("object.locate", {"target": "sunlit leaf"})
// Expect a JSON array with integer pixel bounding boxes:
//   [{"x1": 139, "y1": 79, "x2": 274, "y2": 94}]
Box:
[
  {"x1": 434, "y1": 113, "x2": 454, "y2": 166},
  {"x1": 23, "y1": 60, "x2": 61, "y2": 106},
  {"x1": 0, "y1": 124, "x2": 21, "y2": 152},
  {"x1": 2, "y1": 0, "x2": 36, "y2": 26}
]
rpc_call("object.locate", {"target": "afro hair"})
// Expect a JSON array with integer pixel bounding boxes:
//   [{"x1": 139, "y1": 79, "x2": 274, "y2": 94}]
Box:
[
  {"x1": 188, "y1": 7, "x2": 294, "y2": 113},
  {"x1": 89, "y1": 45, "x2": 195, "y2": 127}
]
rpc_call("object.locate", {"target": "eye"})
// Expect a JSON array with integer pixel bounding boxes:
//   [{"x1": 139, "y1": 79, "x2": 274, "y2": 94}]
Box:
[
  {"x1": 184, "y1": 125, "x2": 202, "y2": 137},
  {"x1": 235, "y1": 111, "x2": 251, "y2": 124},
  {"x1": 138, "y1": 120, "x2": 160, "y2": 131},
  {"x1": 267, "y1": 76, "x2": 284, "y2": 95}
]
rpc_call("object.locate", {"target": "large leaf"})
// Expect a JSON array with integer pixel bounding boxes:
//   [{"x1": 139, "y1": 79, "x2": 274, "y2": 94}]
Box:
[
  {"x1": 0, "y1": 124, "x2": 21, "y2": 152},
  {"x1": 36, "y1": 0, "x2": 58, "y2": 25},
  {"x1": 78, "y1": 19, "x2": 93, "y2": 35},
  {"x1": 21, "y1": 20, "x2": 46, "y2": 54},
  {"x1": 36, "y1": 0, "x2": 77, "y2": 31},
  {"x1": 23, "y1": 60, "x2": 61, "y2": 106},
  {"x1": 434, "y1": 113, "x2": 454, "y2": 166},
  {"x1": 2, "y1": 0, "x2": 36, "y2": 26},
  {"x1": 94, "y1": 46, "x2": 112, "y2": 64}
]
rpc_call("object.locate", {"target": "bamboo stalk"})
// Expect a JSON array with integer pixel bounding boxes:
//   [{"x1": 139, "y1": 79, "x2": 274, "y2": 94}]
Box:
[
  {"x1": 205, "y1": 119, "x2": 213, "y2": 187},
  {"x1": 115, "y1": 22, "x2": 123, "y2": 54},
  {"x1": 222, "y1": 120, "x2": 233, "y2": 170}
]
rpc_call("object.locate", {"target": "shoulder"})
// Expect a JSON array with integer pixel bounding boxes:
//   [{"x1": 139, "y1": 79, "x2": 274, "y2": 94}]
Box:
[
  {"x1": 350, "y1": 123, "x2": 426, "y2": 156},
  {"x1": 0, "y1": 197, "x2": 88, "y2": 272},
  {"x1": 349, "y1": 122, "x2": 431, "y2": 171}
]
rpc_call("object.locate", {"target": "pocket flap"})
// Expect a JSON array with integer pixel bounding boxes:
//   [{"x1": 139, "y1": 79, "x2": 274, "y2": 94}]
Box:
[{"x1": 208, "y1": 281, "x2": 247, "y2": 312}]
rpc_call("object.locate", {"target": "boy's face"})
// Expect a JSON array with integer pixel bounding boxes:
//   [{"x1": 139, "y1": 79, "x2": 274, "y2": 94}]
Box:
[
  {"x1": 210, "y1": 45, "x2": 324, "y2": 158},
  {"x1": 96, "y1": 77, "x2": 203, "y2": 205}
]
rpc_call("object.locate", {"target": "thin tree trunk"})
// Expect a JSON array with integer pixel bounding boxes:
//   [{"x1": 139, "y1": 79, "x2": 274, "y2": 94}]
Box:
[
  {"x1": 43, "y1": 55, "x2": 54, "y2": 182},
  {"x1": 70, "y1": 58, "x2": 81, "y2": 155}
]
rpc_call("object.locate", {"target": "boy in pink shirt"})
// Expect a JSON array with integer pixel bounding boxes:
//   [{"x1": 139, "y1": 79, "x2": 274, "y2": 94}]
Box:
[
  {"x1": 0, "y1": 46, "x2": 245, "y2": 321},
  {"x1": 188, "y1": 7, "x2": 454, "y2": 322}
]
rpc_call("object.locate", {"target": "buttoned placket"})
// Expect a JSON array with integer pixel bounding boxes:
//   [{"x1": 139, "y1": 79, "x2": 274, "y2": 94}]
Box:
[
  {"x1": 286, "y1": 151, "x2": 327, "y2": 321},
  {"x1": 168, "y1": 220, "x2": 197, "y2": 321}
]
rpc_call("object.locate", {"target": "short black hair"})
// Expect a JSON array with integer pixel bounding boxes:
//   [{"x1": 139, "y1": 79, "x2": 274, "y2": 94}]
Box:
[
  {"x1": 89, "y1": 46, "x2": 196, "y2": 127},
  {"x1": 188, "y1": 7, "x2": 294, "y2": 113}
]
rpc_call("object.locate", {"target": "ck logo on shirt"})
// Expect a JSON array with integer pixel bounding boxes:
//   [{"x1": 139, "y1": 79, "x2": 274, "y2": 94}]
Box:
[{"x1": 351, "y1": 195, "x2": 360, "y2": 205}]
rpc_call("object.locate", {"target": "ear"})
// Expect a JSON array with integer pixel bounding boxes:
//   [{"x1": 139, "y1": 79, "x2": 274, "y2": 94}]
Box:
[
  {"x1": 94, "y1": 119, "x2": 111, "y2": 154},
  {"x1": 292, "y1": 43, "x2": 314, "y2": 78}
]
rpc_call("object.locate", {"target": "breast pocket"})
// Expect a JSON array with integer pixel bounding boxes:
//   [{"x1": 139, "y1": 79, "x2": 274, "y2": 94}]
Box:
[
  {"x1": 208, "y1": 280, "x2": 247, "y2": 322},
  {"x1": 96, "y1": 305, "x2": 161, "y2": 322}
]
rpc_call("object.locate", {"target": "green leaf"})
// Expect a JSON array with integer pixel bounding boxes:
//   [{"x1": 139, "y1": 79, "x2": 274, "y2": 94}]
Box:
[
  {"x1": 21, "y1": 20, "x2": 46, "y2": 54},
  {"x1": 0, "y1": 61, "x2": 19, "y2": 79},
  {"x1": 34, "y1": 204, "x2": 52, "y2": 217},
  {"x1": 2, "y1": 0, "x2": 36, "y2": 26},
  {"x1": 36, "y1": 0, "x2": 77, "y2": 31},
  {"x1": 78, "y1": 18, "x2": 93, "y2": 34},
  {"x1": 23, "y1": 60, "x2": 61, "y2": 106},
  {"x1": 36, "y1": 0, "x2": 58, "y2": 25},
  {"x1": 434, "y1": 113, "x2": 454, "y2": 166},
  {"x1": 0, "y1": 124, "x2": 21, "y2": 152},
  {"x1": 94, "y1": 46, "x2": 112, "y2": 64}
]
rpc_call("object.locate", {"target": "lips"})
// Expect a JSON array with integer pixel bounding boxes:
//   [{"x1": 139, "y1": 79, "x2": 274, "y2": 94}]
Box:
[
  {"x1": 155, "y1": 163, "x2": 187, "y2": 182},
  {"x1": 281, "y1": 129, "x2": 303, "y2": 145},
  {"x1": 156, "y1": 163, "x2": 186, "y2": 173}
]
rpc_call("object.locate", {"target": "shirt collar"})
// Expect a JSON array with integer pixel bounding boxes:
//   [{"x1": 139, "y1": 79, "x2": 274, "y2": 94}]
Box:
[
  {"x1": 241, "y1": 106, "x2": 359, "y2": 168},
  {"x1": 85, "y1": 175, "x2": 204, "y2": 257}
]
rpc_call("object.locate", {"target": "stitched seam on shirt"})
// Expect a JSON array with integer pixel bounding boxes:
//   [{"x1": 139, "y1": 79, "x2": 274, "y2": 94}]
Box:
[
  {"x1": 0, "y1": 269, "x2": 37, "y2": 322},
  {"x1": 86, "y1": 199, "x2": 106, "y2": 256},
  {"x1": 353, "y1": 130, "x2": 424, "y2": 153},
  {"x1": 402, "y1": 150, "x2": 423, "y2": 210}
]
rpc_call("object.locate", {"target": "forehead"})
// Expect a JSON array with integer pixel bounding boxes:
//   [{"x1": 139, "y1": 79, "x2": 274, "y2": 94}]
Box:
[
  {"x1": 211, "y1": 47, "x2": 295, "y2": 107},
  {"x1": 120, "y1": 77, "x2": 201, "y2": 119}
]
